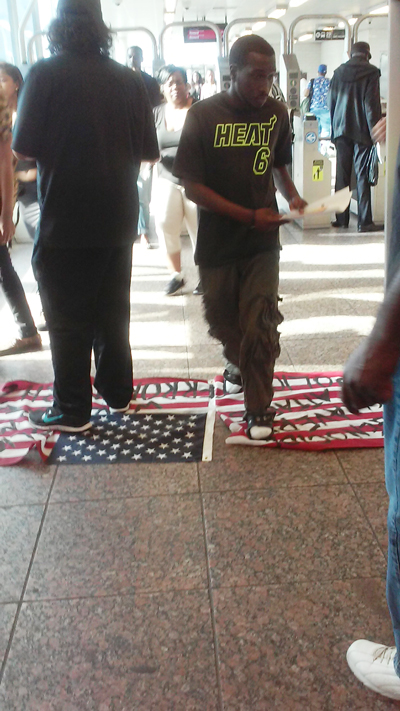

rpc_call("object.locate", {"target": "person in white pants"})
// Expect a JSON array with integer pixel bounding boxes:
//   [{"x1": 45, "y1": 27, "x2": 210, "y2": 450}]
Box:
[
  {"x1": 154, "y1": 65, "x2": 201, "y2": 295},
  {"x1": 153, "y1": 175, "x2": 197, "y2": 281}
]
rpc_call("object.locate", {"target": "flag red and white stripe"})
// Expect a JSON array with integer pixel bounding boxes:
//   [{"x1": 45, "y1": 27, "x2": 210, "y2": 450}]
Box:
[{"x1": 215, "y1": 371, "x2": 384, "y2": 449}]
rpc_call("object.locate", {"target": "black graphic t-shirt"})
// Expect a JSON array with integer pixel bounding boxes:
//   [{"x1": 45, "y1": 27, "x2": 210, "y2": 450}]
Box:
[
  {"x1": 13, "y1": 52, "x2": 159, "y2": 248},
  {"x1": 173, "y1": 92, "x2": 292, "y2": 267}
]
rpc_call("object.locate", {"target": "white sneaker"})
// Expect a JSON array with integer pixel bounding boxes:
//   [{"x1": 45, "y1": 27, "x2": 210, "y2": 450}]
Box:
[
  {"x1": 109, "y1": 403, "x2": 130, "y2": 413},
  {"x1": 223, "y1": 368, "x2": 243, "y2": 394},
  {"x1": 347, "y1": 639, "x2": 400, "y2": 700}
]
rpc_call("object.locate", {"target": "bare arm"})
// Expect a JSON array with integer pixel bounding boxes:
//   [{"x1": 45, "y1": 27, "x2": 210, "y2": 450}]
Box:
[
  {"x1": 0, "y1": 135, "x2": 15, "y2": 246},
  {"x1": 342, "y1": 268, "x2": 400, "y2": 412},
  {"x1": 272, "y1": 165, "x2": 307, "y2": 211},
  {"x1": 183, "y1": 179, "x2": 287, "y2": 232}
]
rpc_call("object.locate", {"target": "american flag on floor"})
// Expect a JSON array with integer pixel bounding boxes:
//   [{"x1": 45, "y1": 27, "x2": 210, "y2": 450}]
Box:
[
  {"x1": 0, "y1": 378, "x2": 213, "y2": 465},
  {"x1": 215, "y1": 371, "x2": 384, "y2": 450},
  {"x1": 48, "y1": 412, "x2": 206, "y2": 464}
]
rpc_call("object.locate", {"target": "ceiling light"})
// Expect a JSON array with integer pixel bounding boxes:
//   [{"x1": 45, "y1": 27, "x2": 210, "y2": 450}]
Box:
[
  {"x1": 253, "y1": 21, "x2": 267, "y2": 31},
  {"x1": 268, "y1": 8, "x2": 287, "y2": 19},
  {"x1": 298, "y1": 33, "x2": 313, "y2": 42},
  {"x1": 369, "y1": 4, "x2": 389, "y2": 13},
  {"x1": 347, "y1": 17, "x2": 358, "y2": 25},
  {"x1": 268, "y1": 3, "x2": 288, "y2": 19},
  {"x1": 338, "y1": 21, "x2": 345, "y2": 28},
  {"x1": 164, "y1": 0, "x2": 177, "y2": 11},
  {"x1": 164, "y1": 12, "x2": 175, "y2": 24},
  {"x1": 289, "y1": 0, "x2": 309, "y2": 6},
  {"x1": 322, "y1": 26, "x2": 334, "y2": 31}
]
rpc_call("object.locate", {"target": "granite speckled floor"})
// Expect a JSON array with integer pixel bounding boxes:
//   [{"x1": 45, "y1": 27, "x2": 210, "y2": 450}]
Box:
[{"x1": 0, "y1": 220, "x2": 395, "y2": 710}]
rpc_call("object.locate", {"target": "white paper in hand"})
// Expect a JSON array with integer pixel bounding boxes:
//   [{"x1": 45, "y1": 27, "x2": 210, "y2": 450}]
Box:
[{"x1": 281, "y1": 187, "x2": 352, "y2": 221}]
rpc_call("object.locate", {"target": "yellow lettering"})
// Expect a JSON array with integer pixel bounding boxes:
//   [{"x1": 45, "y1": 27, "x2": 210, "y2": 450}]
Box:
[
  {"x1": 245, "y1": 124, "x2": 261, "y2": 146},
  {"x1": 231, "y1": 123, "x2": 247, "y2": 146},
  {"x1": 214, "y1": 124, "x2": 232, "y2": 147},
  {"x1": 259, "y1": 116, "x2": 277, "y2": 146},
  {"x1": 253, "y1": 147, "x2": 270, "y2": 175},
  {"x1": 213, "y1": 116, "x2": 278, "y2": 154}
]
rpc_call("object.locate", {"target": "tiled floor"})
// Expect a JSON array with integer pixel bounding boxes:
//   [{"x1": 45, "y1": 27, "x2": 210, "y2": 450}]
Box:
[{"x1": 0, "y1": 219, "x2": 397, "y2": 710}]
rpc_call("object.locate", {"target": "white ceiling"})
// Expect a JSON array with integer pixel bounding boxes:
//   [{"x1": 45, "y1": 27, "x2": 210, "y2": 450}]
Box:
[{"x1": 101, "y1": 0, "x2": 388, "y2": 42}]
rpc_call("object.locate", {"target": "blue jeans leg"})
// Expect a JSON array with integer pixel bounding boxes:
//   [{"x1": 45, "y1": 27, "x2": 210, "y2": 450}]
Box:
[
  {"x1": 384, "y1": 359, "x2": 400, "y2": 676},
  {"x1": 137, "y1": 170, "x2": 153, "y2": 236},
  {"x1": 312, "y1": 108, "x2": 331, "y2": 138}
]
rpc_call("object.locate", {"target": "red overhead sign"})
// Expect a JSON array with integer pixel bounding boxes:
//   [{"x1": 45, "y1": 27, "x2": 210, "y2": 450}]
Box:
[{"x1": 183, "y1": 25, "x2": 225, "y2": 43}]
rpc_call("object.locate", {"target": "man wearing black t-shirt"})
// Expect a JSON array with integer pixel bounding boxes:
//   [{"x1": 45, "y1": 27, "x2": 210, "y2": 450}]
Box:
[
  {"x1": 12, "y1": 0, "x2": 159, "y2": 432},
  {"x1": 173, "y1": 34, "x2": 306, "y2": 441}
]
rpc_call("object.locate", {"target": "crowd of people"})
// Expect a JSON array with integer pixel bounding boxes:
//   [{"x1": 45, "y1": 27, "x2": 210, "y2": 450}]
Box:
[{"x1": 1, "y1": 0, "x2": 400, "y2": 701}]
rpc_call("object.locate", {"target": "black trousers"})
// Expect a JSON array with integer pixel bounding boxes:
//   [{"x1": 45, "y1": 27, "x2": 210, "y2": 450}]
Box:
[
  {"x1": 32, "y1": 243, "x2": 134, "y2": 420},
  {"x1": 0, "y1": 245, "x2": 37, "y2": 339},
  {"x1": 334, "y1": 136, "x2": 373, "y2": 228},
  {"x1": 200, "y1": 249, "x2": 283, "y2": 416}
]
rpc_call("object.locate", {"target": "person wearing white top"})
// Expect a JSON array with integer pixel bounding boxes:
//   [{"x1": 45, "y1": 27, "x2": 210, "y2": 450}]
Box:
[{"x1": 201, "y1": 69, "x2": 218, "y2": 100}]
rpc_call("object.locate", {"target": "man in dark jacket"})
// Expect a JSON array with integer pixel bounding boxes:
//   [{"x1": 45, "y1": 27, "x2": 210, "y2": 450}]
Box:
[
  {"x1": 126, "y1": 46, "x2": 162, "y2": 109},
  {"x1": 329, "y1": 41, "x2": 383, "y2": 232},
  {"x1": 127, "y1": 46, "x2": 162, "y2": 249}
]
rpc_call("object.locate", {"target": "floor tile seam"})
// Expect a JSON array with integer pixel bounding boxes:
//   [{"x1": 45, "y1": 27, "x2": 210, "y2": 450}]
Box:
[
  {"x1": 198, "y1": 480, "x2": 356, "y2": 494},
  {"x1": 207, "y1": 575, "x2": 387, "y2": 592},
  {"x1": 343, "y1": 478, "x2": 388, "y2": 560},
  {"x1": 200, "y1": 481, "x2": 370, "y2": 496},
  {"x1": 351, "y1": 481, "x2": 386, "y2": 490},
  {"x1": 18, "y1": 586, "x2": 211, "y2": 605},
  {"x1": 334, "y1": 450, "x2": 387, "y2": 558},
  {"x1": 0, "y1": 600, "x2": 20, "y2": 606},
  {"x1": 209, "y1": 572, "x2": 388, "y2": 591},
  {"x1": 0, "y1": 502, "x2": 56, "y2": 510},
  {"x1": 181, "y1": 298, "x2": 192, "y2": 379},
  {"x1": 0, "y1": 471, "x2": 57, "y2": 685},
  {"x1": 198, "y1": 484, "x2": 225, "y2": 711},
  {"x1": 45, "y1": 490, "x2": 203, "y2": 506},
  {"x1": 34, "y1": 480, "x2": 361, "y2": 505}
]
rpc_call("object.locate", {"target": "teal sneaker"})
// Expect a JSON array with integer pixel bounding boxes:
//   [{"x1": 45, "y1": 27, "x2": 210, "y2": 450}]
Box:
[{"x1": 29, "y1": 407, "x2": 91, "y2": 432}]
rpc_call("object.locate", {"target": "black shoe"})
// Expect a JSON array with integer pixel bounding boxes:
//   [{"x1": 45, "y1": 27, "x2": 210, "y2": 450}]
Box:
[
  {"x1": 29, "y1": 406, "x2": 92, "y2": 432},
  {"x1": 165, "y1": 276, "x2": 185, "y2": 295},
  {"x1": 246, "y1": 410, "x2": 275, "y2": 441},
  {"x1": 358, "y1": 223, "x2": 384, "y2": 233},
  {"x1": 331, "y1": 221, "x2": 349, "y2": 228},
  {"x1": 223, "y1": 369, "x2": 243, "y2": 394},
  {"x1": 193, "y1": 280, "x2": 204, "y2": 295},
  {"x1": 37, "y1": 322, "x2": 49, "y2": 332}
]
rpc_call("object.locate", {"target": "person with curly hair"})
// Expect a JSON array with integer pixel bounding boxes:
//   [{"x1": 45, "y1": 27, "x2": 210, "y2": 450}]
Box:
[{"x1": 13, "y1": 0, "x2": 158, "y2": 432}]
